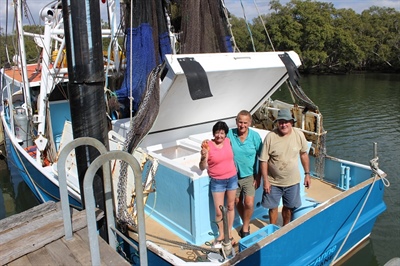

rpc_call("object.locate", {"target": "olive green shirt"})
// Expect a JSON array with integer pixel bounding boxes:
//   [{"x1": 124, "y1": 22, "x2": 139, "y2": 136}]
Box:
[{"x1": 259, "y1": 127, "x2": 308, "y2": 187}]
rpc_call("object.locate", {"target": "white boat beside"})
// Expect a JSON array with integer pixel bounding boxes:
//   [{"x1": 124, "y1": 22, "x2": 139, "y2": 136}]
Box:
[{"x1": 1, "y1": 0, "x2": 388, "y2": 265}]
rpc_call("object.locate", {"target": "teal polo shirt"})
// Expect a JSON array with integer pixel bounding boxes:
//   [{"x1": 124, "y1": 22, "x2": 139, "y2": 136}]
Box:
[{"x1": 227, "y1": 128, "x2": 262, "y2": 179}]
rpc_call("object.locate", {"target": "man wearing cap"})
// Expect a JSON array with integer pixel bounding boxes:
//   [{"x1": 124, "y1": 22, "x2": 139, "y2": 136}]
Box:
[{"x1": 259, "y1": 109, "x2": 311, "y2": 226}]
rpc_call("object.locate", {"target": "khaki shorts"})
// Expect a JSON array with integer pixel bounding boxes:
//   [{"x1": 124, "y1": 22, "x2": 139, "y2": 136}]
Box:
[{"x1": 236, "y1": 175, "x2": 255, "y2": 197}]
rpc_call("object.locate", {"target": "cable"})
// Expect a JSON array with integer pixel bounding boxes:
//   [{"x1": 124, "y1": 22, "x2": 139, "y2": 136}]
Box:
[
  {"x1": 221, "y1": 0, "x2": 240, "y2": 52},
  {"x1": 253, "y1": 0, "x2": 275, "y2": 51},
  {"x1": 239, "y1": 0, "x2": 256, "y2": 52}
]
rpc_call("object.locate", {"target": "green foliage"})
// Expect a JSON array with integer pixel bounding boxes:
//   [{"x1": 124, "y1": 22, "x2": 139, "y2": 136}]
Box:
[
  {"x1": 2, "y1": 1, "x2": 399, "y2": 73},
  {"x1": 0, "y1": 31, "x2": 16, "y2": 66},
  {"x1": 229, "y1": 0, "x2": 400, "y2": 73},
  {"x1": 1, "y1": 25, "x2": 44, "y2": 66},
  {"x1": 229, "y1": 15, "x2": 255, "y2": 52}
]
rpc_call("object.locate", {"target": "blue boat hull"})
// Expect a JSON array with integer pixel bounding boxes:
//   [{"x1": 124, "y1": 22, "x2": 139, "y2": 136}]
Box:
[
  {"x1": 3, "y1": 125, "x2": 81, "y2": 209},
  {"x1": 235, "y1": 178, "x2": 386, "y2": 265},
  {"x1": 120, "y1": 156, "x2": 385, "y2": 265}
]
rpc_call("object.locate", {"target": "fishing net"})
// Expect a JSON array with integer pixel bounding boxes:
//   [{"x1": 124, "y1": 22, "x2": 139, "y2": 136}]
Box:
[
  {"x1": 115, "y1": 0, "x2": 234, "y2": 226},
  {"x1": 115, "y1": 0, "x2": 171, "y2": 116},
  {"x1": 179, "y1": 0, "x2": 232, "y2": 53},
  {"x1": 117, "y1": 64, "x2": 161, "y2": 227},
  {"x1": 115, "y1": 25, "x2": 157, "y2": 115}
]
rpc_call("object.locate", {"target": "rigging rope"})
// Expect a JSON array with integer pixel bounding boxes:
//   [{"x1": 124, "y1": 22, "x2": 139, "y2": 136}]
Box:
[
  {"x1": 239, "y1": 0, "x2": 256, "y2": 52},
  {"x1": 129, "y1": 0, "x2": 134, "y2": 125},
  {"x1": 221, "y1": 0, "x2": 239, "y2": 52},
  {"x1": 253, "y1": 0, "x2": 275, "y2": 51},
  {"x1": 288, "y1": 81, "x2": 319, "y2": 112},
  {"x1": 4, "y1": 0, "x2": 11, "y2": 65}
]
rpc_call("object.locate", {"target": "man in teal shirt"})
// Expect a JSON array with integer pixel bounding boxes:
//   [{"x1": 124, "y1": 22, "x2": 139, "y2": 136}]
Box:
[{"x1": 227, "y1": 110, "x2": 262, "y2": 237}]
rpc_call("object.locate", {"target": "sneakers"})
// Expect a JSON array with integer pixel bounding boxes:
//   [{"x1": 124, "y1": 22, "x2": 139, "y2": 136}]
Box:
[{"x1": 239, "y1": 226, "x2": 250, "y2": 238}]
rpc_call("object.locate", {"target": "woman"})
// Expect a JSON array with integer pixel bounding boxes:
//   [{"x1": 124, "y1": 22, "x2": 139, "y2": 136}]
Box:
[{"x1": 199, "y1": 121, "x2": 238, "y2": 247}]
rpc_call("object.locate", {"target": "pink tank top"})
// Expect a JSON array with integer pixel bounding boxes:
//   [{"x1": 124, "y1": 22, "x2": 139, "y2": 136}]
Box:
[{"x1": 207, "y1": 138, "x2": 237, "y2": 179}]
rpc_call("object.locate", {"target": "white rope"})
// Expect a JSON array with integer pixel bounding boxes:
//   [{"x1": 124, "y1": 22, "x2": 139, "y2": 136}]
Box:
[
  {"x1": 221, "y1": 0, "x2": 240, "y2": 52},
  {"x1": 253, "y1": 0, "x2": 275, "y2": 51},
  {"x1": 144, "y1": 159, "x2": 158, "y2": 221},
  {"x1": 131, "y1": 157, "x2": 159, "y2": 222},
  {"x1": 330, "y1": 158, "x2": 390, "y2": 265},
  {"x1": 129, "y1": 0, "x2": 134, "y2": 125},
  {"x1": 330, "y1": 176, "x2": 376, "y2": 264}
]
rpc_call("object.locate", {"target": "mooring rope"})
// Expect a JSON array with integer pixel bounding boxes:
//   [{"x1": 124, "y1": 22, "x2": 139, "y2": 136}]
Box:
[
  {"x1": 330, "y1": 157, "x2": 390, "y2": 265},
  {"x1": 129, "y1": 228, "x2": 221, "y2": 254}
]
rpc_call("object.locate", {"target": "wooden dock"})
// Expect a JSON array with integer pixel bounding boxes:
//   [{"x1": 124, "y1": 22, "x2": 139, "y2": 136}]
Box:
[{"x1": 0, "y1": 201, "x2": 129, "y2": 265}]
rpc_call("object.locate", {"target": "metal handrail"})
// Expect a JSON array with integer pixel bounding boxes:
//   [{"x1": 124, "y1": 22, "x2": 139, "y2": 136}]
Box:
[
  {"x1": 83, "y1": 150, "x2": 148, "y2": 266},
  {"x1": 57, "y1": 137, "x2": 147, "y2": 265},
  {"x1": 57, "y1": 137, "x2": 109, "y2": 240}
]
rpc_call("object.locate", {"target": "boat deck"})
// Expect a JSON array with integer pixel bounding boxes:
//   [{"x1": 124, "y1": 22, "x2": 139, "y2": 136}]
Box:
[
  {"x1": 129, "y1": 177, "x2": 342, "y2": 263},
  {"x1": 0, "y1": 201, "x2": 129, "y2": 265},
  {"x1": 2, "y1": 64, "x2": 43, "y2": 84}
]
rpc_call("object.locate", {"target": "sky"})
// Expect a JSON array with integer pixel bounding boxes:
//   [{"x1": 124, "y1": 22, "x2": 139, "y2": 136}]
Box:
[
  {"x1": 224, "y1": 0, "x2": 400, "y2": 20},
  {"x1": 1, "y1": 0, "x2": 400, "y2": 33}
]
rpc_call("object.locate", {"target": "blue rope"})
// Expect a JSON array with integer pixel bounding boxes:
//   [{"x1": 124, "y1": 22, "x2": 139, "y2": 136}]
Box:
[{"x1": 240, "y1": 0, "x2": 256, "y2": 52}]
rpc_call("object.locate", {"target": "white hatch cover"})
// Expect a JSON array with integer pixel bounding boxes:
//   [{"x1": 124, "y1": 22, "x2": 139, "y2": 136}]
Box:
[{"x1": 151, "y1": 51, "x2": 301, "y2": 134}]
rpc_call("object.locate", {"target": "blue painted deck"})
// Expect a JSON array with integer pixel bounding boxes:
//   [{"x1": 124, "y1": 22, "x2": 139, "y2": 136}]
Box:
[{"x1": 144, "y1": 129, "x2": 312, "y2": 245}]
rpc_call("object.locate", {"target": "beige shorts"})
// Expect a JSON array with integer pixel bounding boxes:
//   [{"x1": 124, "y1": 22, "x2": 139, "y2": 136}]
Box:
[{"x1": 236, "y1": 175, "x2": 255, "y2": 197}]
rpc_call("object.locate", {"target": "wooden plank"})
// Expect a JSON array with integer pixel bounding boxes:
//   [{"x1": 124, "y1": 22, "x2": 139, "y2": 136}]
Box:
[
  {"x1": 7, "y1": 255, "x2": 31, "y2": 266},
  {"x1": 61, "y1": 230, "x2": 93, "y2": 265},
  {"x1": 0, "y1": 201, "x2": 57, "y2": 231},
  {"x1": 45, "y1": 239, "x2": 81, "y2": 265},
  {"x1": 1, "y1": 208, "x2": 64, "y2": 244},
  {"x1": 76, "y1": 228, "x2": 130, "y2": 266},
  {"x1": 26, "y1": 247, "x2": 55, "y2": 266},
  {"x1": 0, "y1": 202, "x2": 104, "y2": 264}
]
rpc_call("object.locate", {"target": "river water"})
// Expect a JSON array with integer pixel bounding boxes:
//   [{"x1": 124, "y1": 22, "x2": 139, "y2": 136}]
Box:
[
  {"x1": 276, "y1": 73, "x2": 400, "y2": 265},
  {"x1": 1, "y1": 73, "x2": 399, "y2": 265}
]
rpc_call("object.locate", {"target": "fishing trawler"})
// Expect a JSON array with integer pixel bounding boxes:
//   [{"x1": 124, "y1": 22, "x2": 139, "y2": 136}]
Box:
[{"x1": 1, "y1": 0, "x2": 387, "y2": 265}]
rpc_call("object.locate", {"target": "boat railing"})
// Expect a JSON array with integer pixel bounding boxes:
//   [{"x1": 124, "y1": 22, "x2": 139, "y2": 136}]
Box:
[
  {"x1": 57, "y1": 137, "x2": 147, "y2": 265},
  {"x1": 254, "y1": 100, "x2": 327, "y2": 157},
  {"x1": 1, "y1": 82, "x2": 15, "y2": 134},
  {"x1": 255, "y1": 100, "x2": 326, "y2": 134}
]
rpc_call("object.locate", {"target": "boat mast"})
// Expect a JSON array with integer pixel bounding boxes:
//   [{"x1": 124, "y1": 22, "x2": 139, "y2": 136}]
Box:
[
  {"x1": 61, "y1": 0, "x2": 109, "y2": 240},
  {"x1": 15, "y1": 0, "x2": 32, "y2": 117},
  {"x1": 34, "y1": 6, "x2": 55, "y2": 164}
]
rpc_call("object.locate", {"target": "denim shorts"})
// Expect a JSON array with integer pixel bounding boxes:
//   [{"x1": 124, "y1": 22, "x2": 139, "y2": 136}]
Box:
[
  {"x1": 210, "y1": 175, "x2": 238, "y2": 193},
  {"x1": 262, "y1": 183, "x2": 301, "y2": 209}
]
